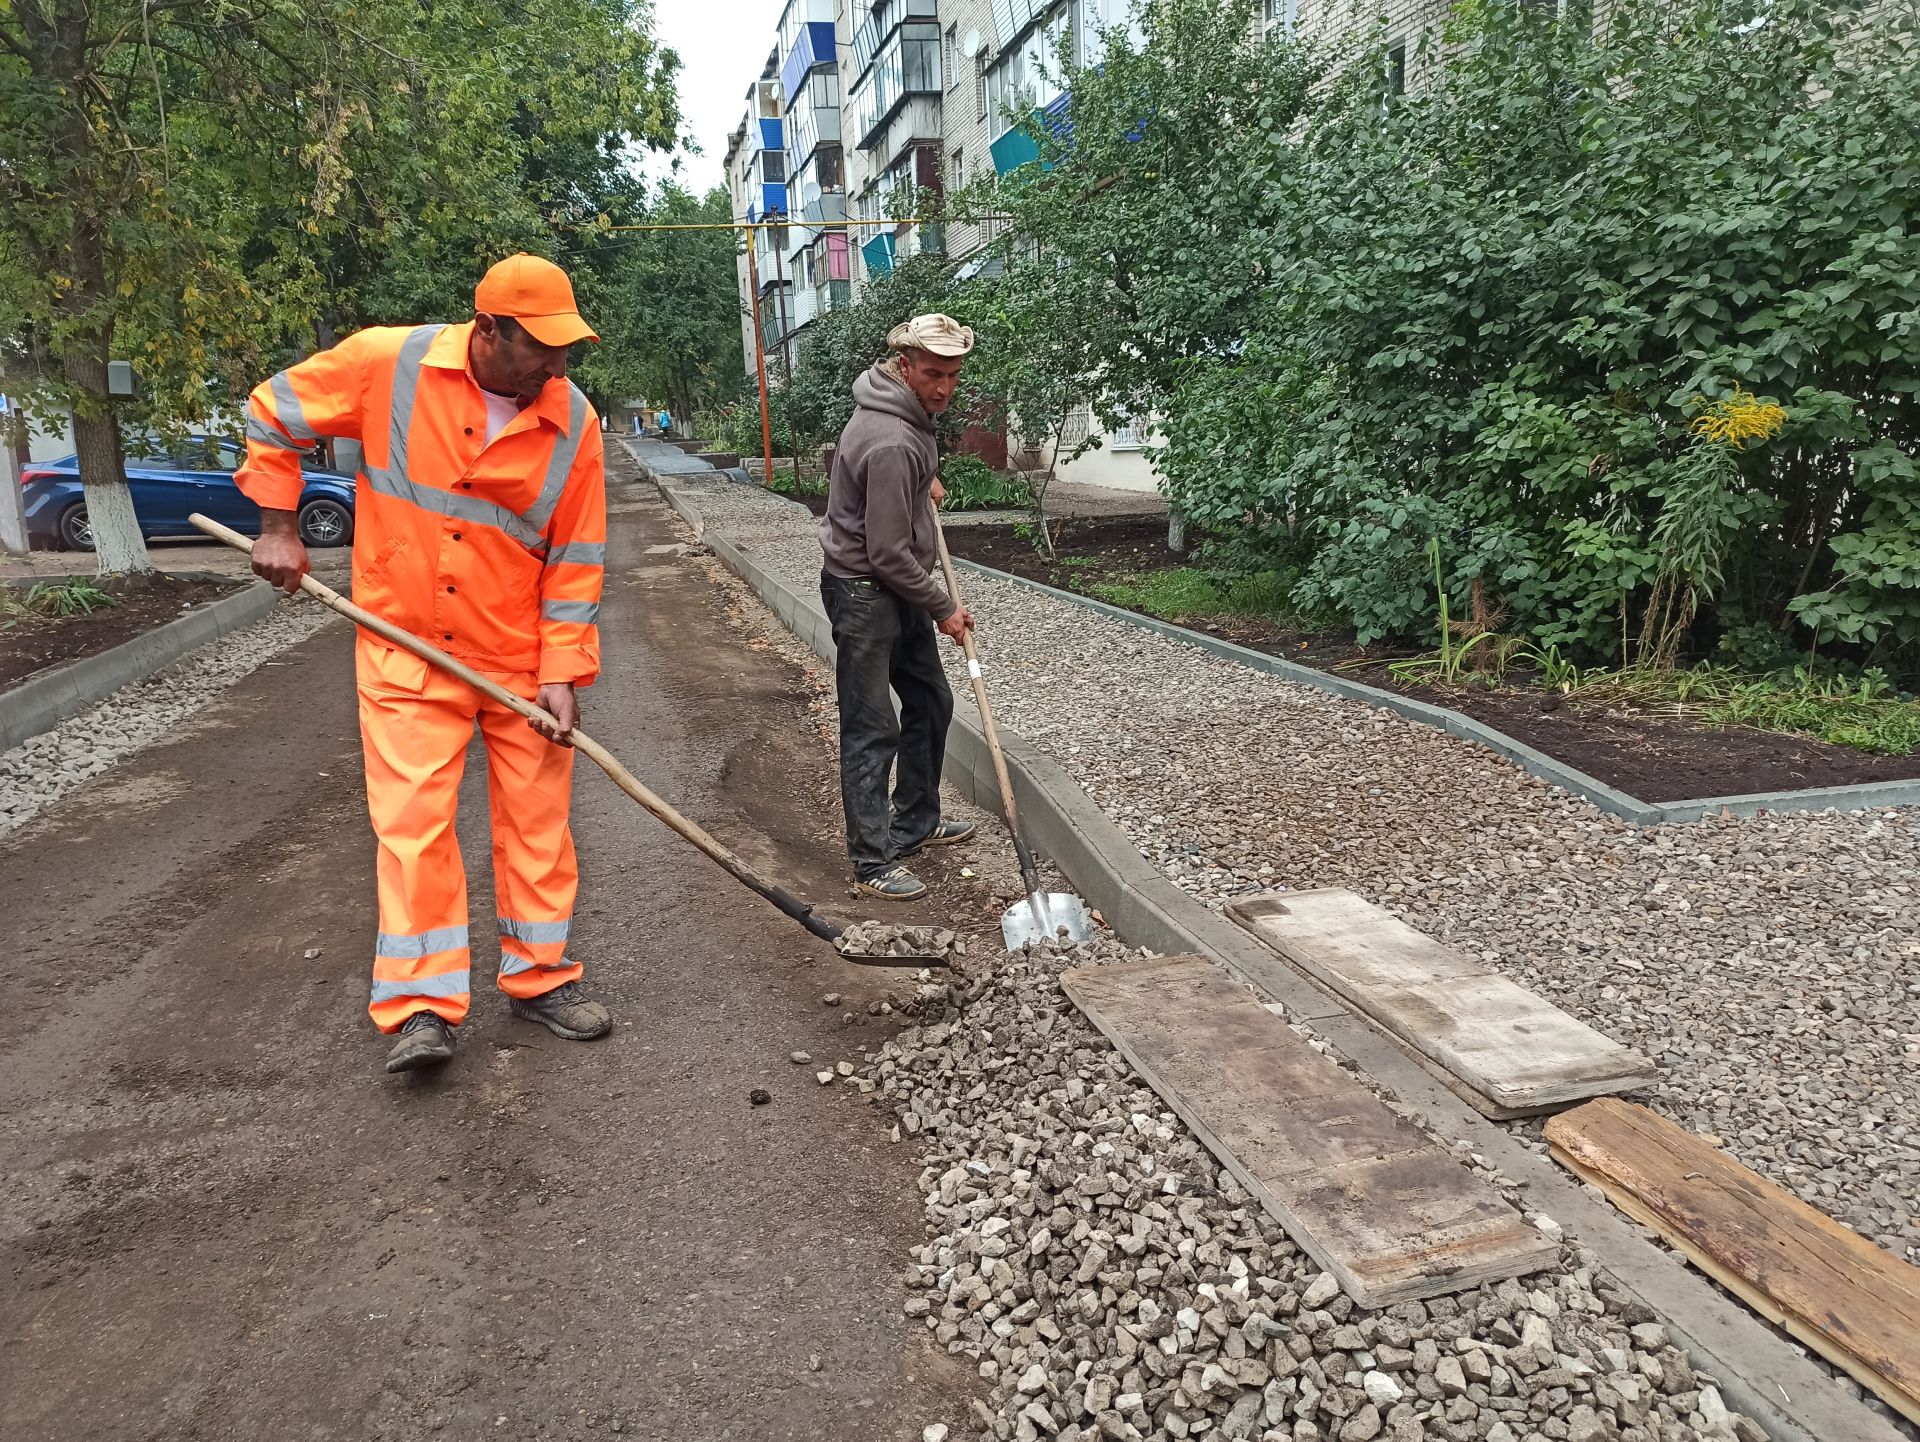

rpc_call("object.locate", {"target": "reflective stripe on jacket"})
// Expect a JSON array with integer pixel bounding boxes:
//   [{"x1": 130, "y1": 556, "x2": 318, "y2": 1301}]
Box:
[{"x1": 236, "y1": 321, "x2": 606, "y2": 685}]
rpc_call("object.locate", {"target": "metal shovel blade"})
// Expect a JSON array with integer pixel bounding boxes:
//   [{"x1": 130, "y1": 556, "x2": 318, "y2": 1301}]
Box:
[{"x1": 1001, "y1": 890, "x2": 1095, "y2": 950}]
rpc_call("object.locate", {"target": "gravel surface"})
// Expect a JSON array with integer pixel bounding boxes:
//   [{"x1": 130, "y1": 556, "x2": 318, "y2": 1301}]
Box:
[
  {"x1": 658, "y1": 470, "x2": 1920, "y2": 1275},
  {"x1": 0, "y1": 597, "x2": 334, "y2": 838},
  {"x1": 857, "y1": 934, "x2": 1765, "y2": 1442}
]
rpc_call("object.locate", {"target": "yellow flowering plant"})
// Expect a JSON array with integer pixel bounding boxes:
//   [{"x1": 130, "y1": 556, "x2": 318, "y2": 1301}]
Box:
[{"x1": 1690, "y1": 387, "x2": 1789, "y2": 449}]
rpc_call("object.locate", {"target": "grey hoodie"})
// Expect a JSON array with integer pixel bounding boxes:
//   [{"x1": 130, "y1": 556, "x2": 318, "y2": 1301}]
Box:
[{"x1": 818, "y1": 361, "x2": 954, "y2": 621}]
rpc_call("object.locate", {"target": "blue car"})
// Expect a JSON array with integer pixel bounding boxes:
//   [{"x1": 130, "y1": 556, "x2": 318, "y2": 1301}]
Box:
[{"x1": 20, "y1": 435, "x2": 355, "y2": 552}]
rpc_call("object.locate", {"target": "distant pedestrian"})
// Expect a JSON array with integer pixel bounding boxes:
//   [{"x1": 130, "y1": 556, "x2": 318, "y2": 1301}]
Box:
[
  {"x1": 656, "y1": 407, "x2": 672, "y2": 437},
  {"x1": 236, "y1": 253, "x2": 615, "y2": 1075},
  {"x1": 817, "y1": 313, "x2": 977, "y2": 900}
]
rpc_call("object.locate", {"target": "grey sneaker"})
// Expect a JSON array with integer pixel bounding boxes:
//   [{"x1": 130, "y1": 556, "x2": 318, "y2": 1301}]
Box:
[
  {"x1": 509, "y1": 980, "x2": 613, "y2": 1040},
  {"x1": 386, "y1": 1011, "x2": 456, "y2": 1073},
  {"x1": 857, "y1": 865, "x2": 928, "y2": 901},
  {"x1": 898, "y1": 818, "x2": 976, "y2": 857}
]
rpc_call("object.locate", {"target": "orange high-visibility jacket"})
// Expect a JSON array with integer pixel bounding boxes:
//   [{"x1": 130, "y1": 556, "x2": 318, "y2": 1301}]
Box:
[{"x1": 236, "y1": 321, "x2": 605, "y2": 686}]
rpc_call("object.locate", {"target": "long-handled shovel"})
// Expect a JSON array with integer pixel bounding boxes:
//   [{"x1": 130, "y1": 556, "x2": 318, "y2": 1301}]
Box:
[
  {"x1": 192, "y1": 513, "x2": 949, "y2": 968},
  {"x1": 929, "y1": 508, "x2": 1093, "y2": 951}
]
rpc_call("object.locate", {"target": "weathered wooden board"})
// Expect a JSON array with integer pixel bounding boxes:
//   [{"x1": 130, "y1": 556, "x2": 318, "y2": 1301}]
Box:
[
  {"x1": 1547, "y1": 1099, "x2": 1920, "y2": 1426},
  {"x1": 1226, "y1": 889, "x2": 1659, "y2": 1116},
  {"x1": 1061, "y1": 954, "x2": 1559, "y2": 1305}
]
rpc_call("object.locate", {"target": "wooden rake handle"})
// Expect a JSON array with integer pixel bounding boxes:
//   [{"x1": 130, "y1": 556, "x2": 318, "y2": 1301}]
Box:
[{"x1": 189, "y1": 512, "x2": 841, "y2": 943}]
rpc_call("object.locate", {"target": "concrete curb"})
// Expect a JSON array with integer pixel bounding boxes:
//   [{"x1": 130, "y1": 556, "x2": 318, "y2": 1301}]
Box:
[
  {"x1": 955, "y1": 559, "x2": 1920, "y2": 826},
  {"x1": 0, "y1": 572, "x2": 277, "y2": 754},
  {"x1": 639, "y1": 453, "x2": 1901, "y2": 1442}
]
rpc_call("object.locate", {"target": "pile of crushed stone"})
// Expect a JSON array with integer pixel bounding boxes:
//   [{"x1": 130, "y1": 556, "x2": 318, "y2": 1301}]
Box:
[{"x1": 835, "y1": 920, "x2": 972, "y2": 965}]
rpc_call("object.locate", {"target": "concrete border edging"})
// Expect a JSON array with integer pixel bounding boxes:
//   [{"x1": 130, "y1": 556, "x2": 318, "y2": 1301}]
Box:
[
  {"x1": 955, "y1": 559, "x2": 1920, "y2": 826},
  {"x1": 0, "y1": 572, "x2": 276, "y2": 754},
  {"x1": 642, "y1": 458, "x2": 1901, "y2": 1442}
]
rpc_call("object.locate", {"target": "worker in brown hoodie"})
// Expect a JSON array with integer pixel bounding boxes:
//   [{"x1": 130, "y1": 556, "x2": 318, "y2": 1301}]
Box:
[{"x1": 817, "y1": 314, "x2": 979, "y2": 900}]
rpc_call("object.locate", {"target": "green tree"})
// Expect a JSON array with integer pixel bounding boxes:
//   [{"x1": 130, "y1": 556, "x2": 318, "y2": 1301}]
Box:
[
  {"x1": 570, "y1": 184, "x2": 744, "y2": 427},
  {"x1": 0, "y1": 0, "x2": 678, "y2": 573}
]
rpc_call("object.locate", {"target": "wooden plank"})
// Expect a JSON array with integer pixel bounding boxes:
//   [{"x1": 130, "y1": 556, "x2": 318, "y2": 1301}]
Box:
[
  {"x1": 1226, "y1": 889, "x2": 1659, "y2": 1114},
  {"x1": 1546, "y1": 1099, "x2": 1920, "y2": 1426},
  {"x1": 1061, "y1": 954, "x2": 1558, "y2": 1306}
]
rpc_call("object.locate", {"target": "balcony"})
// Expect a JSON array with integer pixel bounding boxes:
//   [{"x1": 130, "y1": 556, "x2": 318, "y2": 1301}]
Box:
[
  {"x1": 860, "y1": 231, "x2": 896, "y2": 280},
  {"x1": 990, "y1": 90, "x2": 1071, "y2": 176},
  {"x1": 786, "y1": 74, "x2": 840, "y2": 169},
  {"x1": 851, "y1": 0, "x2": 940, "y2": 72},
  {"x1": 747, "y1": 182, "x2": 789, "y2": 221},
  {"x1": 848, "y1": 22, "x2": 941, "y2": 149},
  {"x1": 780, "y1": 21, "x2": 835, "y2": 104},
  {"x1": 757, "y1": 117, "x2": 782, "y2": 151},
  {"x1": 797, "y1": 191, "x2": 848, "y2": 226}
]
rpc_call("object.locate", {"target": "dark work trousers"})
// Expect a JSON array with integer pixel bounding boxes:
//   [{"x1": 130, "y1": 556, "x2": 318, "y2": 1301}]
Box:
[{"x1": 819, "y1": 570, "x2": 955, "y2": 878}]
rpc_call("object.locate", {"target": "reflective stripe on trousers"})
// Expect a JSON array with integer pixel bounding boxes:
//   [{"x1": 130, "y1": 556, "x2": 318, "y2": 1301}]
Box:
[{"x1": 358, "y1": 637, "x2": 581, "y2": 1033}]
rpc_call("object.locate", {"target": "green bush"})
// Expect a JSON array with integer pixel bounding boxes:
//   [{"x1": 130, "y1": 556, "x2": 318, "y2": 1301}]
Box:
[
  {"x1": 1173, "y1": 0, "x2": 1920, "y2": 668},
  {"x1": 959, "y1": 0, "x2": 1920, "y2": 677},
  {"x1": 709, "y1": 375, "x2": 794, "y2": 460},
  {"x1": 940, "y1": 454, "x2": 1031, "y2": 511}
]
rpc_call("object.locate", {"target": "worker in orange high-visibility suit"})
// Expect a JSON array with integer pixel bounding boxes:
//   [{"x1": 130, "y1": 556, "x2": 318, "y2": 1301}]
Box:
[{"x1": 237, "y1": 254, "x2": 614, "y2": 1075}]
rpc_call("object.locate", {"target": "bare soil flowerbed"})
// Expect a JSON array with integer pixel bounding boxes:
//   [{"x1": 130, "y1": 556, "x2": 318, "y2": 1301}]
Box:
[
  {"x1": 944, "y1": 519, "x2": 1920, "y2": 802},
  {"x1": 0, "y1": 574, "x2": 240, "y2": 693}
]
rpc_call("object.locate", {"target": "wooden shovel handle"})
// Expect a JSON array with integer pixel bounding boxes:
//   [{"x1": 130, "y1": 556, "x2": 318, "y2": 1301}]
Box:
[
  {"x1": 190, "y1": 512, "x2": 842, "y2": 942},
  {"x1": 929, "y1": 506, "x2": 1044, "y2": 892}
]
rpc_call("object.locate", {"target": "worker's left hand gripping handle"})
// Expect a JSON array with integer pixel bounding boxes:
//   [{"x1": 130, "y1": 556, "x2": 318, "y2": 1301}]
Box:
[{"x1": 250, "y1": 509, "x2": 312, "y2": 595}]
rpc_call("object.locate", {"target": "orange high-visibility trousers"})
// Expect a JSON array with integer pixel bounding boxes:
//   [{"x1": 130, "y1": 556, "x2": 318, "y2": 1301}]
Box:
[{"x1": 357, "y1": 638, "x2": 583, "y2": 1033}]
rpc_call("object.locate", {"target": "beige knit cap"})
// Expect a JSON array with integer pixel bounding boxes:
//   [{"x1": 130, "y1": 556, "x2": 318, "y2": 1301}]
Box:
[{"x1": 887, "y1": 312, "x2": 975, "y2": 357}]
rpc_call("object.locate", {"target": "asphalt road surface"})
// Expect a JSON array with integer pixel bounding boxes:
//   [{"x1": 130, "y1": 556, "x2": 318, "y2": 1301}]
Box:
[{"x1": 0, "y1": 458, "x2": 989, "y2": 1441}]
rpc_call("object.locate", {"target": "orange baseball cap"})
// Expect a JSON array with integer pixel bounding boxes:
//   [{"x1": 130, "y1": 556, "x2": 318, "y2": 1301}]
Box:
[{"x1": 474, "y1": 253, "x2": 599, "y2": 347}]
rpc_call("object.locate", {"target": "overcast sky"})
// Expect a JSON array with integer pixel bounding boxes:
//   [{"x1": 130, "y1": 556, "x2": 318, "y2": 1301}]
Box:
[{"x1": 643, "y1": 0, "x2": 787, "y2": 195}]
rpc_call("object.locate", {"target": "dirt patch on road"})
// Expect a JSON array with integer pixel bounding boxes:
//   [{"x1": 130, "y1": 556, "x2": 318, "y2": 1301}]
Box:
[
  {"x1": 0, "y1": 471, "x2": 991, "y2": 1442},
  {"x1": 0, "y1": 573, "x2": 239, "y2": 690}
]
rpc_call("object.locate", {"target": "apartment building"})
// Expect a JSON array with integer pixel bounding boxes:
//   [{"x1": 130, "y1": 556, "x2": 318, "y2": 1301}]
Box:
[
  {"x1": 777, "y1": 0, "x2": 854, "y2": 348},
  {"x1": 721, "y1": 53, "x2": 797, "y2": 379},
  {"x1": 724, "y1": 0, "x2": 1453, "y2": 484}
]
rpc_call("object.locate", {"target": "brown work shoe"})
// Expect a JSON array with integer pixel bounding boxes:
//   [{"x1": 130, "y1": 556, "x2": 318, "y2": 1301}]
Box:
[{"x1": 509, "y1": 980, "x2": 612, "y2": 1040}]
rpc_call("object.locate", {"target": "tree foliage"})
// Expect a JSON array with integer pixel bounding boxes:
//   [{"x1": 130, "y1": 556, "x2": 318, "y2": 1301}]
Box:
[
  {"x1": 569, "y1": 183, "x2": 744, "y2": 424},
  {"x1": 938, "y1": 0, "x2": 1920, "y2": 672},
  {"x1": 0, "y1": 0, "x2": 679, "y2": 569}
]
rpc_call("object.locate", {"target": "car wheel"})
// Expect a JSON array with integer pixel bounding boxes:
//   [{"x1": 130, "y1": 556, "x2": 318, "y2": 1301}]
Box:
[
  {"x1": 59, "y1": 502, "x2": 95, "y2": 552},
  {"x1": 298, "y1": 497, "x2": 353, "y2": 548}
]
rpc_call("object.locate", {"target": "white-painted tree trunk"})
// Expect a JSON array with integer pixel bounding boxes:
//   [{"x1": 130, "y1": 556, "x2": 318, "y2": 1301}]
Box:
[
  {"x1": 1168, "y1": 505, "x2": 1187, "y2": 554},
  {"x1": 0, "y1": 441, "x2": 28, "y2": 554},
  {"x1": 68, "y1": 405, "x2": 152, "y2": 577},
  {"x1": 84, "y1": 477, "x2": 150, "y2": 575}
]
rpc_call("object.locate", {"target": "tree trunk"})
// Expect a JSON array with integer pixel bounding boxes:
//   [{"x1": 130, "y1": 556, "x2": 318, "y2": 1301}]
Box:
[
  {"x1": 62, "y1": 340, "x2": 150, "y2": 575},
  {"x1": 0, "y1": 426, "x2": 28, "y2": 555},
  {"x1": 46, "y1": 10, "x2": 153, "y2": 577},
  {"x1": 1167, "y1": 505, "x2": 1187, "y2": 554},
  {"x1": 72, "y1": 408, "x2": 150, "y2": 575}
]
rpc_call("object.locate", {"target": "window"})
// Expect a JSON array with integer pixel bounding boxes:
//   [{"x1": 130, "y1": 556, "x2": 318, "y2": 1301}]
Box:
[
  {"x1": 945, "y1": 24, "x2": 958, "y2": 87},
  {"x1": 976, "y1": 55, "x2": 989, "y2": 120},
  {"x1": 950, "y1": 146, "x2": 963, "y2": 187},
  {"x1": 1385, "y1": 41, "x2": 1406, "y2": 99},
  {"x1": 1263, "y1": 0, "x2": 1296, "y2": 33},
  {"x1": 985, "y1": 9, "x2": 1068, "y2": 136},
  {"x1": 763, "y1": 151, "x2": 787, "y2": 183},
  {"x1": 816, "y1": 145, "x2": 844, "y2": 191}
]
